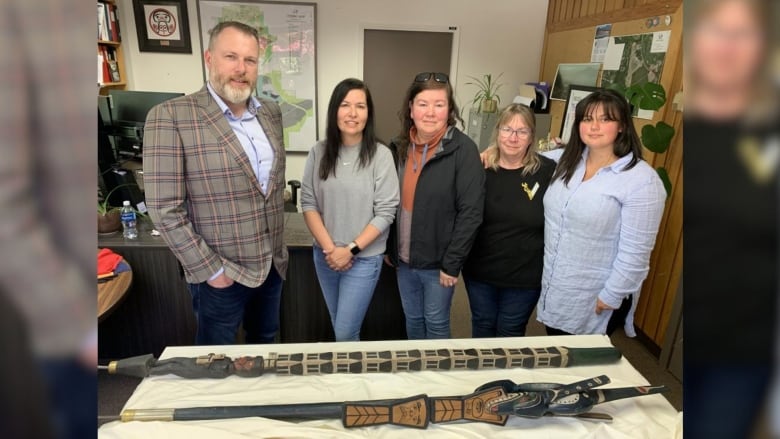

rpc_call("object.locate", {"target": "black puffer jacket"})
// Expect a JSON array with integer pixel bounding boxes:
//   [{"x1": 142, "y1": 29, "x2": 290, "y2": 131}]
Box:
[{"x1": 387, "y1": 127, "x2": 485, "y2": 276}]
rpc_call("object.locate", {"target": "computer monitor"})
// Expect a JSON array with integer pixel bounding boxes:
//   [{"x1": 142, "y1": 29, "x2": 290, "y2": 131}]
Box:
[
  {"x1": 108, "y1": 89, "x2": 184, "y2": 125},
  {"x1": 107, "y1": 90, "x2": 184, "y2": 157}
]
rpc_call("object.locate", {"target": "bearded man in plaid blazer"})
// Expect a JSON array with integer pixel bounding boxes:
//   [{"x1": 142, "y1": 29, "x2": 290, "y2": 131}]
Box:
[{"x1": 144, "y1": 21, "x2": 288, "y2": 345}]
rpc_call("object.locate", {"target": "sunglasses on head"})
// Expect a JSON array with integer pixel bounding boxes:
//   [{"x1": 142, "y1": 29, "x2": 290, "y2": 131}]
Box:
[{"x1": 414, "y1": 72, "x2": 449, "y2": 83}]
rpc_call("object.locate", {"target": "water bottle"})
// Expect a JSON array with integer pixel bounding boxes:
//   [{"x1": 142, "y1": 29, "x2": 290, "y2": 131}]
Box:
[{"x1": 120, "y1": 200, "x2": 138, "y2": 239}]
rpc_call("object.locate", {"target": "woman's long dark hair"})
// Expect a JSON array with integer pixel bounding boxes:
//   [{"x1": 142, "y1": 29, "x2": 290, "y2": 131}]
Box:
[
  {"x1": 320, "y1": 78, "x2": 378, "y2": 180},
  {"x1": 552, "y1": 89, "x2": 643, "y2": 185},
  {"x1": 394, "y1": 75, "x2": 463, "y2": 160}
]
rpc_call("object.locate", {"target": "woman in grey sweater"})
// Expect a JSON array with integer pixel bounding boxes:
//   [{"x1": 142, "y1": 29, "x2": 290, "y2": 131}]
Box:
[{"x1": 300, "y1": 78, "x2": 399, "y2": 341}]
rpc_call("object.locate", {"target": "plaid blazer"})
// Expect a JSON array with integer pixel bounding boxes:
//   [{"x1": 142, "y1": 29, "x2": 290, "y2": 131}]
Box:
[{"x1": 143, "y1": 87, "x2": 288, "y2": 286}]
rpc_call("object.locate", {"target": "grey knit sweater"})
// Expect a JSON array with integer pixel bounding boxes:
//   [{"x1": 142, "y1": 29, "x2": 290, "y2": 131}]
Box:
[{"x1": 300, "y1": 141, "x2": 399, "y2": 256}]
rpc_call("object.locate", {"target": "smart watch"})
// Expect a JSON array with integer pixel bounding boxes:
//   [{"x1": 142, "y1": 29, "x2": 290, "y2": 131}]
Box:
[{"x1": 348, "y1": 241, "x2": 361, "y2": 255}]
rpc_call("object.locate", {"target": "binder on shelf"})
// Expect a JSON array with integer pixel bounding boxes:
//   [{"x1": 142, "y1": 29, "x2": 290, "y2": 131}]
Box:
[
  {"x1": 97, "y1": 3, "x2": 108, "y2": 41},
  {"x1": 105, "y1": 5, "x2": 115, "y2": 42},
  {"x1": 99, "y1": 46, "x2": 111, "y2": 83},
  {"x1": 109, "y1": 3, "x2": 121, "y2": 42},
  {"x1": 107, "y1": 60, "x2": 121, "y2": 82},
  {"x1": 98, "y1": 54, "x2": 104, "y2": 85}
]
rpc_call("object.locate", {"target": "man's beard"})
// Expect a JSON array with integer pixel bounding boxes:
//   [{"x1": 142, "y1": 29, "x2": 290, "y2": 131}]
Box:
[{"x1": 210, "y1": 69, "x2": 255, "y2": 105}]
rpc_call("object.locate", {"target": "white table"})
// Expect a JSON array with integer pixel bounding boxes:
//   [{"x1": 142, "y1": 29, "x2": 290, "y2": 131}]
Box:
[{"x1": 98, "y1": 335, "x2": 682, "y2": 438}]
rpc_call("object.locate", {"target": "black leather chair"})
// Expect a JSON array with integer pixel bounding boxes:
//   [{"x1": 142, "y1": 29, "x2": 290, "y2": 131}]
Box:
[{"x1": 285, "y1": 180, "x2": 301, "y2": 212}]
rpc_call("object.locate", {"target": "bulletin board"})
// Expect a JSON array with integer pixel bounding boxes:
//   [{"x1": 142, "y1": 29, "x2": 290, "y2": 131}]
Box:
[{"x1": 538, "y1": 5, "x2": 683, "y2": 141}]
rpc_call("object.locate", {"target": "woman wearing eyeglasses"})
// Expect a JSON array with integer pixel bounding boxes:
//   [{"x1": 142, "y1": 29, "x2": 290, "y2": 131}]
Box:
[
  {"x1": 386, "y1": 72, "x2": 485, "y2": 340},
  {"x1": 462, "y1": 104, "x2": 555, "y2": 337}
]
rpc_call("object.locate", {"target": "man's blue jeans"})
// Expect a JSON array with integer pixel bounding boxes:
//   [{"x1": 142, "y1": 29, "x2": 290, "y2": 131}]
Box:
[
  {"x1": 187, "y1": 266, "x2": 283, "y2": 345},
  {"x1": 313, "y1": 247, "x2": 383, "y2": 341},
  {"x1": 463, "y1": 276, "x2": 540, "y2": 337},
  {"x1": 396, "y1": 262, "x2": 454, "y2": 339}
]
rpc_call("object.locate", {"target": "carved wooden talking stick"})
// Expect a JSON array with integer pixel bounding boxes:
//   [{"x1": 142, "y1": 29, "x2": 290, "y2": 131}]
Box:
[
  {"x1": 101, "y1": 346, "x2": 622, "y2": 379},
  {"x1": 117, "y1": 375, "x2": 667, "y2": 427}
]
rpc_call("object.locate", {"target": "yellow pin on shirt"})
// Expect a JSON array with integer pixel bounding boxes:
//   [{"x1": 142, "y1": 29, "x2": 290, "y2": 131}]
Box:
[
  {"x1": 522, "y1": 182, "x2": 540, "y2": 200},
  {"x1": 737, "y1": 136, "x2": 779, "y2": 185}
]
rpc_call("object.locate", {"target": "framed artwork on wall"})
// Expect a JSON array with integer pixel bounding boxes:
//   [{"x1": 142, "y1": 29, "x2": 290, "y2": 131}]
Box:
[
  {"x1": 132, "y1": 0, "x2": 193, "y2": 53},
  {"x1": 560, "y1": 85, "x2": 599, "y2": 144},
  {"x1": 550, "y1": 63, "x2": 600, "y2": 101},
  {"x1": 196, "y1": 1, "x2": 318, "y2": 151}
]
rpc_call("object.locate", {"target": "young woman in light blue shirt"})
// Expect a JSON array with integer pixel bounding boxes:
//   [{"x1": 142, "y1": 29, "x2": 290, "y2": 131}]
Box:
[{"x1": 537, "y1": 89, "x2": 666, "y2": 337}]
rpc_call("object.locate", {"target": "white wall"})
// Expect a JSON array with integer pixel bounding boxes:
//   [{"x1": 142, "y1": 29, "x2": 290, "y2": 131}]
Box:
[{"x1": 117, "y1": 0, "x2": 549, "y2": 181}]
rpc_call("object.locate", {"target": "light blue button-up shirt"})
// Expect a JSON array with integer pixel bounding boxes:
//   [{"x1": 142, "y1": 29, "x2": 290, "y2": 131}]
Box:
[
  {"x1": 207, "y1": 82, "x2": 274, "y2": 194},
  {"x1": 537, "y1": 147, "x2": 666, "y2": 336}
]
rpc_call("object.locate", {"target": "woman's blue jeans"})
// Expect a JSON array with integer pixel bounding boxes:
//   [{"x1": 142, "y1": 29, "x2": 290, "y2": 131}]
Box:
[
  {"x1": 396, "y1": 262, "x2": 455, "y2": 339},
  {"x1": 463, "y1": 276, "x2": 540, "y2": 337},
  {"x1": 313, "y1": 247, "x2": 383, "y2": 341}
]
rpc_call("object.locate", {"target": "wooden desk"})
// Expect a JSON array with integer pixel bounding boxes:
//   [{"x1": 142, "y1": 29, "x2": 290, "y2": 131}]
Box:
[
  {"x1": 98, "y1": 260, "x2": 132, "y2": 322},
  {"x1": 98, "y1": 213, "x2": 406, "y2": 361}
]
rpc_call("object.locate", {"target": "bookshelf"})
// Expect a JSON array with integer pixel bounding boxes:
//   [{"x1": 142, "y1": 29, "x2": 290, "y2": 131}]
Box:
[{"x1": 98, "y1": 0, "x2": 127, "y2": 94}]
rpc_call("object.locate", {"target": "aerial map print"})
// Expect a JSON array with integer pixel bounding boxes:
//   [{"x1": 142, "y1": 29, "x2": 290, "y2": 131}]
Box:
[
  {"x1": 199, "y1": 1, "x2": 317, "y2": 151},
  {"x1": 600, "y1": 32, "x2": 667, "y2": 92}
]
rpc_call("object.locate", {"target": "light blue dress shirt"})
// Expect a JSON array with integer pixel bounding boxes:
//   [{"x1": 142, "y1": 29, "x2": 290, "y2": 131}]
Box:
[
  {"x1": 206, "y1": 83, "x2": 274, "y2": 194},
  {"x1": 537, "y1": 147, "x2": 666, "y2": 336},
  {"x1": 206, "y1": 83, "x2": 275, "y2": 281}
]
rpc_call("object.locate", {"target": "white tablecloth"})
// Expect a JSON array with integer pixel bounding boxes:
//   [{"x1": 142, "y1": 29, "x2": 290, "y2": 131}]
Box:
[{"x1": 98, "y1": 335, "x2": 682, "y2": 438}]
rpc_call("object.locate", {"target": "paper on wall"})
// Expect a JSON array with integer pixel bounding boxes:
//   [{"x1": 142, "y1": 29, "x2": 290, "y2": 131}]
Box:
[
  {"x1": 651, "y1": 30, "x2": 671, "y2": 53},
  {"x1": 591, "y1": 23, "x2": 613, "y2": 63},
  {"x1": 636, "y1": 109, "x2": 654, "y2": 120},
  {"x1": 602, "y1": 39, "x2": 624, "y2": 71}
]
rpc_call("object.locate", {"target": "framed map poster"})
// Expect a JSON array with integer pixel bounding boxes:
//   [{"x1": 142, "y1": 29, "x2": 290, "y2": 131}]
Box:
[{"x1": 197, "y1": 1, "x2": 318, "y2": 151}]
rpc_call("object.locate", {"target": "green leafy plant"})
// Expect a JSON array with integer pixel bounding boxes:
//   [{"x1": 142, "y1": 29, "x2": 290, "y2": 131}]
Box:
[
  {"x1": 609, "y1": 82, "x2": 675, "y2": 197},
  {"x1": 98, "y1": 182, "x2": 146, "y2": 218},
  {"x1": 466, "y1": 73, "x2": 504, "y2": 113}
]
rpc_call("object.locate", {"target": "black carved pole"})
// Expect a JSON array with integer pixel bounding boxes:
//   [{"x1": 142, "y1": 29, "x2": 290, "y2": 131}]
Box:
[{"x1": 102, "y1": 346, "x2": 622, "y2": 379}]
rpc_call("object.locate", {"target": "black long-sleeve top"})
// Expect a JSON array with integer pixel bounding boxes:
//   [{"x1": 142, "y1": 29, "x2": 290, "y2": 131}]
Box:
[{"x1": 463, "y1": 156, "x2": 556, "y2": 288}]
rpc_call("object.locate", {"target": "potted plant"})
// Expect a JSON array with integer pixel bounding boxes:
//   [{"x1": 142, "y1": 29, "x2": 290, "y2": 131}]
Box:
[
  {"x1": 98, "y1": 198, "x2": 122, "y2": 234},
  {"x1": 612, "y1": 82, "x2": 675, "y2": 197},
  {"x1": 98, "y1": 182, "x2": 145, "y2": 234},
  {"x1": 466, "y1": 73, "x2": 504, "y2": 113}
]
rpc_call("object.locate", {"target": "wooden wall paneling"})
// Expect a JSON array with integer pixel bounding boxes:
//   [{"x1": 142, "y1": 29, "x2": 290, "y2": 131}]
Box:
[
  {"x1": 583, "y1": 0, "x2": 600, "y2": 17},
  {"x1": 634, "y1": 24, "x2": 684, "y2": 343},
  {"x1": 580, "y1": 1, "x2": 590, "y2": 17},
  {"x1": 635, "y1": 111, "x2": 683, "y2": 342},
  {"x1": 562, "y1": 0, "x2": 574, "y2": 21},
  {"x1": 555, "y1": 0, "x2": 565, "y2": 22},
  {"x1": 547, "y1": 0, "x2": 681, "y2": 33},
  {"x1": 595, "y1": 0, "x2": 606, "y2": 14},
  {"x1": 570, "y1": 0, "x2": 580, "y2": 21},
  {"x1": 551, "y1": 0, "x2": 562, "y2": 23},
  {"x1": 656, "y1": 162, "x2": 683, "y2": 342}
]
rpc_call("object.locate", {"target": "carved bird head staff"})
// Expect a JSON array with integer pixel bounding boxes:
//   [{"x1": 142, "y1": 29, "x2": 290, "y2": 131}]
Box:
[{"x1": 475, "y1": 375, "x2": 667, "y2": 420}]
